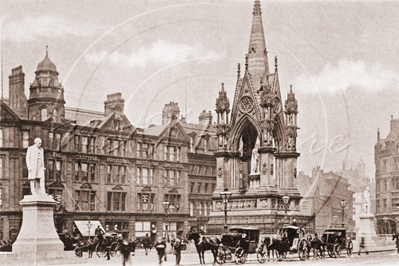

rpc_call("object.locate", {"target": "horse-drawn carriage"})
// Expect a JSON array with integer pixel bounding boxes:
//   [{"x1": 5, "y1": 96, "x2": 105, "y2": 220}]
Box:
[
  {"x1": 320, "y1": 228, "x2": 353, "y2": 258},
  {"x1": 95, "y1": 232, "x2": 123, "y2": 258},
  {"x1": 216, "y1": 227, "x2": 268, "y2": 264},
  {"x1": 267, "y1": 225, "x2": 308, "y2": 261}
]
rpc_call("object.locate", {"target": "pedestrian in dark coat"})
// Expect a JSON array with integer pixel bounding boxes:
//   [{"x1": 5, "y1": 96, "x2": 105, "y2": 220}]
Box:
[
  {"x1": 121, "y1": 240, "x2": 131, "y2": 266},
  {"x1": 358, "y1": 235, "x2": 368, "y2": 255},
  {"x1": 173, "y1": 237, "x2": 182, "y2": 266},
  {"x1": 155, "y1": 237, "x2": 166, "y2": 265},
  {"x1": 142, "y1": 233, "x2": 151, "y2": 255}
]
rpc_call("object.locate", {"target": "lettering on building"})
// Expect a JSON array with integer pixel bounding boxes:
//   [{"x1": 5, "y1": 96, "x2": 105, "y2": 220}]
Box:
[
  {"x1": 106, "y1": 157, "x2": 129, "y2": 164},
  {"x1": 74, "y1": 155, "x2": 98, "y2": 161}
]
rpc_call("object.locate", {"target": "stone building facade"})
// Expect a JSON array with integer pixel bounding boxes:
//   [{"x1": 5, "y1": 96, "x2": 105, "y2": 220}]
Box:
[
  {"x1": 0, "y1": 51, "x2": 191, "y2": 242},
  {"x1": 375, "y1": 116, "x2": 399, "y2": 234},
  {"x1": 208, "y1": 0, "x2": 313, "y2": 234}
]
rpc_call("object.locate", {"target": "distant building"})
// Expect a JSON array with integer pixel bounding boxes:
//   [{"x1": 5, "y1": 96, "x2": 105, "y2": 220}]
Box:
[
  {"x1": 375, "y1": 116, "x2": 399, "y2": 234},
  {"x1": 296, "y1": 167, "x2": 355, "y2": 234}
]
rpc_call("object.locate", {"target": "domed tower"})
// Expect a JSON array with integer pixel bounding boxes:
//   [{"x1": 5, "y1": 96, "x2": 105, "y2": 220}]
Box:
[{"x1": 28, "y1": 46, "x2": 65, "y2": 122}]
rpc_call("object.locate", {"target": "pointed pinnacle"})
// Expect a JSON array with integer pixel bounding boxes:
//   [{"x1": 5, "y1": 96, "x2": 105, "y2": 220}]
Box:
[
  {"x1": 253, "y1": 0, "x2": 261, "y2": 15},
  {"x1": 221, "y1": 82, "x2": 225, "y2": 91}
]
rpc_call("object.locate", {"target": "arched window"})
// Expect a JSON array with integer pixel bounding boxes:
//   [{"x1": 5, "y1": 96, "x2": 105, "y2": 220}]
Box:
[
  {"x1": 53, "y1": 108, "x2": 58, "y2": 121},
  {"x1": 209, "y1": 202, "x2": 213, "y2": 213},
  {"x1": 204, "y1": 202, "x2": 208, "y2": 216},
  {"x1": 189, "y1": 201, "x2": 194, "y2": 216},
  {"x1": 41, "y1": 108, "x2": 48, "y2": 121}
]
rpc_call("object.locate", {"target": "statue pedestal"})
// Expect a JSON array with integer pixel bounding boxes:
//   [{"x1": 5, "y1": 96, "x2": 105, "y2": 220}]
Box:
[
  {"x1": 0, "y1": 195, "x2": 86, "y2": 265},
  {"x1": 13, "y1": 195, "x2": 64, "y2": 253},
  {"x1": 353, "y1": 213, "x2": 379, "y2": 252}
]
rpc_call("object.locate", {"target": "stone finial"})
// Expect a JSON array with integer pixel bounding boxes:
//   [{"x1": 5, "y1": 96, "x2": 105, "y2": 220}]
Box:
[
  {"x1": 237, "y1": 63, "x2": 241, "y2": 79},
  {"x1": 275, "y1": 55, "x2": 278, "y2": 72},
  {"x1": 245, "y1": 54, "x2": 249, "y2": 70}
]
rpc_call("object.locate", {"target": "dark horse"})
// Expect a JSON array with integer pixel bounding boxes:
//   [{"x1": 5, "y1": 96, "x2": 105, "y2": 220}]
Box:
[
  {"x1": 186, "y1": 232, "x2": 220, "y2": 264},
  {"x1": 267, "y1": 237, "x2": 291, "y2": 260},
  {"x1": 308, "y1": 235, "x2": 325, "y2": 259}
]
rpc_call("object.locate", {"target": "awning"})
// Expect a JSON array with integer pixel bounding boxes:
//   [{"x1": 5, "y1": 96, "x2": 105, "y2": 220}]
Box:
[{"x1": 74, "y1": 220, "x2": 105, "y2": 237}]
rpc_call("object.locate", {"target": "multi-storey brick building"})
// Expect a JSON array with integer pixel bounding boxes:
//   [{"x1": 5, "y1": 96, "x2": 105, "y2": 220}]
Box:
[
  {"x1": 0, "y1": 51, "x2": 192, "y2": 242},
  {"x1": 154, "y1": 102, "x2": 218, "y2": 233},
  {"x1": 375, "y1": 116, "x2": 399, "y2": 234},
  {"x1": 296, "y1": 168, "x2": 355, "y2": 235}
]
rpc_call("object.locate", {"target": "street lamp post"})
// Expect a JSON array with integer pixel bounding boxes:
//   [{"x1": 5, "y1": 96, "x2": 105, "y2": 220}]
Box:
[
  {"x1": 282, "y1": 193, "x2": 290, "y2": 226},
  {"x1": 340, "y1": 199, "x2": 347, "y2": 228},
  {"x1": 219, "y1": 188, "x2": 232, "y2": 234}
]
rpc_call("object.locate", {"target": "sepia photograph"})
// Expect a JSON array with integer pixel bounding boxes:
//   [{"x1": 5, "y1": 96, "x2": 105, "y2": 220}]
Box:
[{"x1": 0, "y1": 0, "x2": 398, "y2": 265}]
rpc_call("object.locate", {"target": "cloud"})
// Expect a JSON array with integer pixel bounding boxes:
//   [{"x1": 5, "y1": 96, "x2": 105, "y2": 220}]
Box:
[
  {"x1": 294, "y1": 59, "x2": 399, "y2": 94},
  {"x1": 84, "y1": 39, "x2": 221, "y2": 68},
  {"x1": 2, "y1": 16, "x2": 103, "y2": 41}
]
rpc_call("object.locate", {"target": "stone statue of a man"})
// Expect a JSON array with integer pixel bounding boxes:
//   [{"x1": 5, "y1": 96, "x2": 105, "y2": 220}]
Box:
[
  {"x1": 363, "y1": 187, "x2": 371, "y2": 214},
  {"x1": 250, "y1": 137, "x2": 260, "y2": 175},
  {"x1": 26, "y1": 138, "x2": 46, "y2": 196}
]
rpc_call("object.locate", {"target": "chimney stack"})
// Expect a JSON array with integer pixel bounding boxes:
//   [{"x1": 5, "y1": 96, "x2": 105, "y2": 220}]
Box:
[
  {"x1": 198, "y1": 110, "x2": 213, "y2": 127},
  {"x1": 8, "y1": 66, "x2": 28, "y2": 119},
  {"x1": 104, "y1": 93, "x2": 124, "y2": 117}
]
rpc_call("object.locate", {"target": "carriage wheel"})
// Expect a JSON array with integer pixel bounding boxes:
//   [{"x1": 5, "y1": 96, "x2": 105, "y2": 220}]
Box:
[
  {"x1": 298, "y1": 240, "x2": 308, "y2": 261},
  {"x1": 333, "y1": 244, "x2": 341, "y2": 258},
  {"x1": 216, "y1": 247, "x2": 226, "y2": 265},
  {"x1": 257, "y1": 244, "x2": 268, "y2": 264},
  {"x1": 95, "y1": 243, "x2": 106, "y2": 258},
  {"x1": 346, "y1": 241, "x2": 353, "y2": 256},
  {"x1": 110, "y1": 242, "x2": 121, "y2": 257},
  {"x1": 234, "y1": 247, "x2": 246, "y2": 264}
]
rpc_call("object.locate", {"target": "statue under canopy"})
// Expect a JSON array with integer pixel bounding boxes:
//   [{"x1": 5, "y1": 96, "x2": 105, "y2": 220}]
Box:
[{"x1": 250, "y1": 136, "x2": 260, "y2": 175}]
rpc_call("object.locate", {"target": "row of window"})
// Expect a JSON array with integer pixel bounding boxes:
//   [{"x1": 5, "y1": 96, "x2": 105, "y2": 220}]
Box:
[
  {"x1": 1, "y1": 129, "x2": 183, "y2": 163},
  {"x1": 189, "y1": 201, "x2": 213, "y2": 216},
  {"x1": 107, "y1": 165, "x2": 127, "y2": 184},
  {"x1": 376, "y1": 198, "x2": 399, "y2": 213},
  {"x1": 137, "y1": 143, "x2": 155, "y2": 159},
  {"x1": 190, "y1": 165, "x2": 216, "y2": 176},
  {"x1": 190, "y1": 182, "x2": 215, "y2": 194},
  {"x1": 376, "y1": 178, "x2": 399, "y2": 192},
  {"x1": 40, "y1": 108, "x2": 59, "y2": 122}
]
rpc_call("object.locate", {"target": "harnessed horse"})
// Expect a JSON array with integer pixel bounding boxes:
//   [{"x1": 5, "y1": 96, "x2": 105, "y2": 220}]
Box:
[{"x1": 186, "y1": 232, "x2": 220, "y2": 264}]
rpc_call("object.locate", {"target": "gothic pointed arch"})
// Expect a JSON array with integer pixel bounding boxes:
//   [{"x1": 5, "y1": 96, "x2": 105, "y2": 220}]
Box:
[{"x1": 230, "y1": 114, "x2": 261, "y2": 153}]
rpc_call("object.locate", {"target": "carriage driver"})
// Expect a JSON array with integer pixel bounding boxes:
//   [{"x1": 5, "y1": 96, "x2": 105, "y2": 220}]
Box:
[{"x1": 95, "y1": 225, "x2": 105, "y2": 245}]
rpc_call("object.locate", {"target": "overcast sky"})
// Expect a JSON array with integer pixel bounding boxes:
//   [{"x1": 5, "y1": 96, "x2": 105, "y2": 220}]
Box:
[{"x1": 2, "y1": 0, "x2": 399, "y2": 178}]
